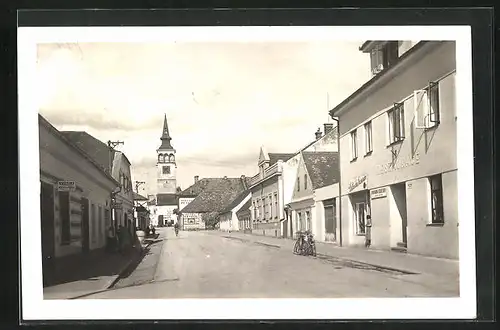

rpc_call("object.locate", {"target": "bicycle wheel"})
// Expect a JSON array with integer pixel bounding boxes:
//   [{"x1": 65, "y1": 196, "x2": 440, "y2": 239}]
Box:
[
  {"x1": 293, "y1": 240, "x2": 301, "y2": 254},
  {"x1": 310, "y1": 243, "x2": 317, "y2": 257}
]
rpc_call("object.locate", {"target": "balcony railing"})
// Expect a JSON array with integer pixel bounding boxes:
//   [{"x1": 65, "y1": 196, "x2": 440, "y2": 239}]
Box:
[{"x1": 249, "y1": 162, "x2": 283, "y2": 186}]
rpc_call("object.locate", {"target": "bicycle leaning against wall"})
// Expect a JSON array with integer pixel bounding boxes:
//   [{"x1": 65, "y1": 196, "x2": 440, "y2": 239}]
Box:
[{"x1": 293, "y1": 230, "x2": 317, "y2": 257}]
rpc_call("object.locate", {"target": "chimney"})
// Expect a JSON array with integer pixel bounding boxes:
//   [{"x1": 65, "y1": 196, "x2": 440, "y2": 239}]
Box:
[
  {"x1": 194, "y1": 175, "x2": 199, "y2": 183},
  {"x1": 315, "y1": 128, "x2": 323, "y2": 140},
  {"x1": 223, "y1": 176, "x2": 228, "y2": 179},
  {"x1": 324, "y1": 123, "x2": 334, "y2": 135}
]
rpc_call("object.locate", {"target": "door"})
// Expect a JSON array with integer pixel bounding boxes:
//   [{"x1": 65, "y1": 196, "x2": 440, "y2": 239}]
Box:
[
  {"x1": 282, "y1": 219, "x2": 288, "y2": 238},
  {"x1": 324, "y1": 204, "x2": 336, "y2": 242},
  {"x1": 81, "y1": 197, "x2": 90, "y2": 253},
  {"x1": 40, "y1": 181, "x2": 55, "y2": 287},
  {"x1": 392, "y1": 183, "x2": 408, "y2": 246}
]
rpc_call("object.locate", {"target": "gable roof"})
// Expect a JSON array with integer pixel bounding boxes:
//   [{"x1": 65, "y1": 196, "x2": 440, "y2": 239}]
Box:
[
  {"x1": 133, "y1": 192, "x2": 148, "y2": 201},
  {"x1": 180, "y1": 177, "x2": 248, "y2": 214},
  {"x1": 268, "y1": 153, "x2": 295, "y2": 165},
  {"x1": 236, "y1": 198, "x2": 252, "y2": 217},
  {"x1": 302, "y1": 152, "x2": 340, "y2": 189},
  {"x1": 39, "y1": 115, "x2": 119, "y2": 186},
  {"x1": 60, "y1": 131, "x2": 116, "y2": 174},
  {"x1": 220, "y1": 189, "x2": 251, "y2": 214},
  {"x1": 178, "y1": 178, "x2": 217, "y2": 197}
]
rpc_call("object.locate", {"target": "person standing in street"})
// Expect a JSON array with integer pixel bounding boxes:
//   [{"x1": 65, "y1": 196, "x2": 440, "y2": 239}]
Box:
[{"x1": 106, "y1": 226, "x2": 114, "y2": 252}]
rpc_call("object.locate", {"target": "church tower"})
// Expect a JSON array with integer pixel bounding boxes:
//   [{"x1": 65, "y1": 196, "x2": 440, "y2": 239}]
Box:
[{"x1": 156, "y1": 114, "x2": 177, "y2": 194}]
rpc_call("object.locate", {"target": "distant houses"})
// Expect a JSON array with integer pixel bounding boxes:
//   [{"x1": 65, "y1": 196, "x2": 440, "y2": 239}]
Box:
[{"x1": 178, "y1": 176, "x2": 249, "y2": 230}]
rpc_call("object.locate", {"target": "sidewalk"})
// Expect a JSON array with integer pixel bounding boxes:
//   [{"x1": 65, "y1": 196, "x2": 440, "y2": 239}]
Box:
[
  {"x1": 210, "y1": 230, "x2": 459, "y2": 277},
  {"x1": 43, "y1": 238, "x2": 153, "y2": 300}
]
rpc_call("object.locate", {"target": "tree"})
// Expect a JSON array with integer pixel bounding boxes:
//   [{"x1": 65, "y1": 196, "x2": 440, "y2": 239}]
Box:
[{"x1": 202, "y1": 212, "x2": 220, "y2": 230}]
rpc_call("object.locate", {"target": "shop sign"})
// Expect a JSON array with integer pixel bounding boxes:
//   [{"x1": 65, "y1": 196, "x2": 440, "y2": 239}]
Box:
[
  {"x1": 347, "y1": 175, "x2": 367, "y2": 192},
  {"x1": 57, "y1": 181, "x2": 76, "y2": 192},
  {"x1": 370, "y1": 188, "x2": 387, "y2": 199},
  {"x1": 378, "y1": 152, "x2": 420, "y2": 175}
]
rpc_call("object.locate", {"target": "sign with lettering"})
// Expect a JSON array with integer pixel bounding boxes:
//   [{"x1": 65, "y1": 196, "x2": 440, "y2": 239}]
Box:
[
  {"x1": 370, "y1": 188, "x2": 387, "y2": 199},
  {"x1": 378, "y1": 152, "x2": 420, "y2": 175},
  {"x1": 112, "y1": 200, "x2": 123, "y2": 209},
  {"x1": 57, "y1": 181, "x2": 76, "y2": 192},
  {"x1": 347, "y1": 175, "x2": 367, "y2": 192}
]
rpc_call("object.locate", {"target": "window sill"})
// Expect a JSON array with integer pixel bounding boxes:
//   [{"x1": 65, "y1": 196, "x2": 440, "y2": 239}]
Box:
[
  {"x1": 386, "y1": 139, "x2": 404, "y2": 148},
  {"x1": 356, "y1": 233, "x2": 366, "y2": 236},
  {"x1": 423, "y1": 123, "x2": 440, "y2": 131},
  {"x1": 364, "y1": 151, "x2": 373, "y2": 157},
  {"x1": 426, "y1": 223, "x2": 444, "y2": 227},
  {"x1": 350, "y1": 157, "x2": 358, "y2": 163}
]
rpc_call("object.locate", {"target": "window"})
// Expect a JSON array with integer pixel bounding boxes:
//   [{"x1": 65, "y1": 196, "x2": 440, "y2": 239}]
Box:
[
  {"x1": 269, "y1": 195, "x2": 273, "y2": 219},
  {"x1": 274, "y1": 193, "x2": 278, "y2": 219},
  {"x1": 429, "y1": 175, "x2": 444, "y2": 224},
  {"x1": 350, "y1": 130, "x2": 358, "y2": 160},
  {"x1": 263, "y1": 196, "x2": 268, "y2": 219},
  {"x1": 305, "y1": 210, "x2": 311, "y2": 231},
  {"x1": 91, "y1": 203, "x2": 96, "y2": 243},
  {"x1": 59, "y1": 191, "x2": 70, "y2": 244},
  {"x1": 304, "y1": 174, "x2": 308, "y2": 190},
  {"x1": 355, "y1": 202, "x2": 366, "y2": 235},
  {"x1": 163, "y1": 166, "x2": 171, "y2": 174},
  {"x1": 364, "y1": 121, "x2": 373, "y2": 154},
  {"x1": 98, "y1": 205, "x2": 103, "y2": 244},
  {"x1": 297, "y1": 177, "x2": 300, "y2": 191},
  {"x1": 388, "y1": 102, "x2": 405, "y2": 144},
  {"x1": 414, "y1": 82, "x2": 441, "y2": 129},
  {"x1": 370, "y1": 41, "x2": 399, "y2": 75}
]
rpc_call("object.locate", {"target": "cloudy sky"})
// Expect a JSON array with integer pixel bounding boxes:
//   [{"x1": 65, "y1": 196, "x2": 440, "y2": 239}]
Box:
[{"x1": 37, "y1": 41, "x2": 371, "y2": 196}]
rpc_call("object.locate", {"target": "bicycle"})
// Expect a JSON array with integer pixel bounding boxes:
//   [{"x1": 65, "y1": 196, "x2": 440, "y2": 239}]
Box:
[{"x1": 293, "y1": 231, "x2": 317, "y2": 257}]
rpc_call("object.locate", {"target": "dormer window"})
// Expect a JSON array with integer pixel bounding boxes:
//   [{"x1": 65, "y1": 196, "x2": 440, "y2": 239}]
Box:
[{"x1": 369, "y1": 41, "x2": 399, "y2": 75}]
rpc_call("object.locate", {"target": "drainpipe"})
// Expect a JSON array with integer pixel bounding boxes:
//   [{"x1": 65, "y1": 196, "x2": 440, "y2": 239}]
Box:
[{"x1": 330, "y1": 117, "x2": 342, "y2": 247}]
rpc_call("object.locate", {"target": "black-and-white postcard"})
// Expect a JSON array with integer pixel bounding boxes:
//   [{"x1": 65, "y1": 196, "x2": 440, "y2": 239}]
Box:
[{"x1": 18, "y1": 23, "x2": 477, "y2": 320}]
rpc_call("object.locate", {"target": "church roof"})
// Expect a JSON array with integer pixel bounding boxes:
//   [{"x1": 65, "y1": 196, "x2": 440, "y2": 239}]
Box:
[
  {"x1": 158, "y1": 114, "x2": 174, "y2": 151},
  {"x1": 156, "y1": 193, "x2": 178, "y2": 206}
]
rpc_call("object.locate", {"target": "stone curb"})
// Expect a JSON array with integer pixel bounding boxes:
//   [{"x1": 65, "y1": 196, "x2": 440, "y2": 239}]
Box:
[{"x1": 106, "y1": 241, "x2": 155, "y2": 290}]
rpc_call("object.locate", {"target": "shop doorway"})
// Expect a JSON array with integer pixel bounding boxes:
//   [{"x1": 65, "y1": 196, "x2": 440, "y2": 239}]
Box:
[{"x1": 391, "y1": 183, "x2": 408, "y2": 248}]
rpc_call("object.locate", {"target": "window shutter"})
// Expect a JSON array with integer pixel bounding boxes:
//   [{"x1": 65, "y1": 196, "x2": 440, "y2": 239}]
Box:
[{"x1": 413, "y1": 90, "x2": 428, "y2": 128}]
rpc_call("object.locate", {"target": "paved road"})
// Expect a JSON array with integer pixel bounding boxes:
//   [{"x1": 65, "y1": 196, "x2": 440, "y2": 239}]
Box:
[{"x1": 82, "y1": 228, "x2": 458, "y2": 299}]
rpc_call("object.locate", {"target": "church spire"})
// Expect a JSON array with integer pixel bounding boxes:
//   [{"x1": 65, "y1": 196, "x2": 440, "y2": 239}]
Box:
[{"x1": 158, "y1": 113, "x2": 174, "y2": 150}]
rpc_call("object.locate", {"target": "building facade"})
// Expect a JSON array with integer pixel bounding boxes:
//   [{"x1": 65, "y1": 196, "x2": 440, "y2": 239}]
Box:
[
  {"x1": 330, "y1": 40, "x2": 458, "y2": 259},
  {"x1": 248, "y1": 147, "x2": 294, "y2": 237},
  {"x1": 60, "y1": 131, "x2": 134, "y2": 237},
  {"x1": 219, "y1": 191, "x2": 251, "y2": 232},
  {"x1": 282, "y1": 124, "x2": 339, "y2": 239},
  {"x1": 154, "y1": 114, "x2": 178, "y2": 226},
  {"x1": 39, "y1": 115, "x2": 120, "y2": 286},
  {"x1": 289, "y1": 152, "x2": 340, "y2": 242}
]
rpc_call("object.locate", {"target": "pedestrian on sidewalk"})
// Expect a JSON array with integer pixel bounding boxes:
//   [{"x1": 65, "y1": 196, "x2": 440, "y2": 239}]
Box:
[{"x1": 365, "y1": 215, "x2": 372, "y2": 248}]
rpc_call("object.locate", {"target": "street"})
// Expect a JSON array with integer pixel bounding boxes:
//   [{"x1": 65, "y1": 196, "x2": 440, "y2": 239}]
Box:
[{"x1": 82, "y1": 227, "x2": 459, "y2": 299}]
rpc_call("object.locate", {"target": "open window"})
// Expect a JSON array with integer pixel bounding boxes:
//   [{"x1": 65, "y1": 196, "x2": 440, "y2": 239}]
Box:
[
  {"x1": 414, "y1": 81, "x2": 440, "y2": 129},
  {"x1": 387, "y1": 102, "x2": 405, "y2": 144}
]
